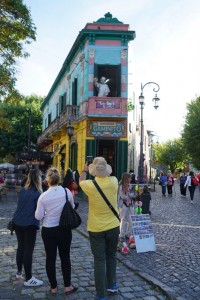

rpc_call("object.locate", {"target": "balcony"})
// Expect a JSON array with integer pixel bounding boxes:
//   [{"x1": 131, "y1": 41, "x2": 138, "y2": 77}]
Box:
[
  {"x1": 79, "y1": 97, "x2": 128, "y2": 118},
  {"x1": 37, "y1": 105, "x2": 79, "y2": 148},
  {"x1": 38, "y1": 98, "x2": 128, "y2": 148}
]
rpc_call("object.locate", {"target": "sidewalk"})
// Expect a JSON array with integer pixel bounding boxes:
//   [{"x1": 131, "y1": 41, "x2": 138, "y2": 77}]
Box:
[{"x1": 0, "y1": 190, "x2": 167, "y2": 300}]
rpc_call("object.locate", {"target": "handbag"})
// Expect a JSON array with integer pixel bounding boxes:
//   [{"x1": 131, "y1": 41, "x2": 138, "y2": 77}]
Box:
[
  {"x1": 59, "y1": 188, "x2": 82, "y2": 230},
  {"x1": 92, "y1": 180, "x2": 120, "y2": 221},
  {"x1": 7, "y1": 220, "x2": 15, "y2": 235}
]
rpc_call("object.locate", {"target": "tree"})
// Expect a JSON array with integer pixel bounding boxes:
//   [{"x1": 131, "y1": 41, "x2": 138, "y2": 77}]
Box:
[
  {"x1": 182, "y1": 96, "x2": 200, "y2": 169},
  {"x1": 153, "y1": 138, "x2": 188, "y2": 173},
  {"x1": 0, "y1": 95, "x2": 43, "y2": 161},
  {"x1": 0, "y1": 0, "x2": 36, "y2": 99}
]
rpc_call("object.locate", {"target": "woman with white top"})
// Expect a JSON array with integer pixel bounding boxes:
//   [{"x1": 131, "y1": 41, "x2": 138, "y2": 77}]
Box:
[
  {"x1": 35, "y1": 167, "x2": 78, "y2": 295},
  {"x1": 184, "y1": 171, "x2": 198, "y2": 203}
]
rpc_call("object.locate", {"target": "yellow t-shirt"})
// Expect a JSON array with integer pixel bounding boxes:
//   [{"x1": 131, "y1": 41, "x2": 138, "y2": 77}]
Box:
[{"x1": 79, "y1": 176, "x2": 119, "y2": 232}]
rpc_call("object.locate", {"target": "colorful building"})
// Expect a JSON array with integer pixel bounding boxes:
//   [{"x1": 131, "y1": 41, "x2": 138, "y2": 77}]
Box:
[{"x1": 37, "y1": 12, "x2": 136, "y2": 179}]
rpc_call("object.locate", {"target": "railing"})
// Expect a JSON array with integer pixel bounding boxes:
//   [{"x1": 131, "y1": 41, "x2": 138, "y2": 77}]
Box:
[
  {"x1": 37, "y1": 105, "x2": 79, "y2": 146},
  {"x1": 37, "y1": 97, "x2": 128, "y2": 147}
]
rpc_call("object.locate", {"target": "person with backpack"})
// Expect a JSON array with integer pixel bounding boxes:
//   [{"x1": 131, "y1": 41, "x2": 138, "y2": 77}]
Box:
[
  {"x1": 180, "y1": 172, "x2": 187, "y2": 197},
  {"x1": 184, "y1": 171, "x2": 199, "y2": 203},
  {"x1": 167, "y1": 171, "x2": 174, "y2": 196}
]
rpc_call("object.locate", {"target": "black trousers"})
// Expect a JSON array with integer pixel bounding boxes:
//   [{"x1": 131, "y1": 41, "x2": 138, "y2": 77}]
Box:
[
  {"x1": 15, "y1": 225, "x2": 37, "y2": 280},
  {"x1": 180, "y1": 184, "x2": 186, "y2": 196},
  {"x1": 188, "y1": 186, "x2": 195, "y2": 200},
  {"x1": 167, "y1": 185, "x2": 173, "y2": 195},
  {"x1": 41, "y1": 226, "x2": 72, "y2": 289}
]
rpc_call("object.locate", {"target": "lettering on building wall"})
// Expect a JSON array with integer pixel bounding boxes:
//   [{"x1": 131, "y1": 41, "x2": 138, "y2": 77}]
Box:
[
  {"x1": 87, "y1": 121, "x2": 127, "y2": 137},
  {"x1": 96, "y1": 100, "x2": 120, "y2": 109}
]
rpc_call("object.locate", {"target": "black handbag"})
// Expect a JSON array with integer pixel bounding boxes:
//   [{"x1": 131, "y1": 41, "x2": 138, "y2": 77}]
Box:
[
  {"x1": 59, "y1": 188, "x2": 82, "y2": 230},
  {"x1": 7, "y1": 220, "x2": 15, "y2": 235}
]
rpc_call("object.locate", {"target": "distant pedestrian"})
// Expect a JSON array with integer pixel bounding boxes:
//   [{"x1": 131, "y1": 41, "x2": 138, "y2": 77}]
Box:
[
  {"x1": 180, "y1": 172, "x2": 187, "y2": 197},
  {"x1": 79, "y1": 157, "x2": 120, "y2": 300},
  {"x1": 159, "y1": 171, "x2": 167, "y2": 196},
  {"x1": 184, "y1": 171, "x2": 198, "y2": 203},
  {"x1": 35, "y1": 167, "x2": 78, "y2": 295},
  {"x1": 196, "y1": 173, "x2": 200, "y2": 194},
  {"x1": 167, "y1": 171, "x2": 174, "y2": 196},
  {"x1": 13, "y1": 169, "x2": 43, "y2": 287},
  {"x1": 140, "y1": 185, "x2": 151, "y2": 214}
]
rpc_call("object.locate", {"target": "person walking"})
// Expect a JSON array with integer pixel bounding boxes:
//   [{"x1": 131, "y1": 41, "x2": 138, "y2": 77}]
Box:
[
  {"x1": 35, "y1": 167, "x2": 78, "y2": 295},
  {"x1": 79, "y1": 157, "x2": 120, "y2": 300},
  {"x1": 159, "y1": 171, "x2": 167, "y2": 196},
  {"x1": 13, "y1": 169, "x2": 43, "y2": 286},
  {"x1": 167, "y1": 171, "x2": 174, "y2": 196},
  {"x1": 184, "y1": 171, "x2": 198, "y2": 203},
  {"x1": 118, "y1": 173, "x2": 135, "y2": 249},
  {"x1": 180, "y1": 172, "x2": 187, "y2": 197}
]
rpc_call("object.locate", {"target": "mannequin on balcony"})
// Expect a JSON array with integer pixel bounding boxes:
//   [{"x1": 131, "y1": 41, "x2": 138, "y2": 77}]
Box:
[{"x1": 94, "y1": 77, "x2": 110, "y2": 97}]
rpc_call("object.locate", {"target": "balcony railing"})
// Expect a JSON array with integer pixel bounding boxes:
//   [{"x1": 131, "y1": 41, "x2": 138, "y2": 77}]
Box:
[
  {"x1": 79, "y1": 97, "x2": 128, "y2": 117},
  {"x1": 38, "y1": 98, "x2": 128, "y2": 147},
  {"x1": 37, "y1": 105, "x2": 79, "y2": 147}
]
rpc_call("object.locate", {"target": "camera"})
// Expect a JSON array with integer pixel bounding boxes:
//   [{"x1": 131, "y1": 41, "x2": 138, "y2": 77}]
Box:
[{"x1": 86, "y1": 156, "x2": 93, "y2": 165}]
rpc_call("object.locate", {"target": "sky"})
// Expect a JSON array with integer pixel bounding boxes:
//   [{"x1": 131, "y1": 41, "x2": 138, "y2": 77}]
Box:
[{"x1": 16, "y1": 0, "x2": 200, "y2": 142}]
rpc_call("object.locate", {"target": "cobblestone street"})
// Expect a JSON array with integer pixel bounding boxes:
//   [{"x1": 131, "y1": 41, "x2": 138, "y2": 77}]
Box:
[{"x1": 0, "y1": 181, "x2": 200, "y2": 299}]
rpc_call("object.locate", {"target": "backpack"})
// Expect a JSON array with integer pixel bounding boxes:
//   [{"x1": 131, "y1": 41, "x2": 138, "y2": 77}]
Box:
[{"x1": 191, "y1": 176, "x2": 199, "y2": 187}]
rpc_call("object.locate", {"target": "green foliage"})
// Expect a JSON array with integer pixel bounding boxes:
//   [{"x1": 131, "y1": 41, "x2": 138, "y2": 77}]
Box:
[
  {"x1": 0, "y1": 0, "x2": 36, "y2": 99},
  {"x1": 126, "y1": 99, "x2": 135, "y2": 112},
  {"x1": 182, "y1": 96, "x2": 200, "y2": 169},
  {"x1": 0, "y1": 95, "x2": 43, "y2": 161},
  {"x1": 153, "y1": 138, "x2": 188, "y2": 173}
]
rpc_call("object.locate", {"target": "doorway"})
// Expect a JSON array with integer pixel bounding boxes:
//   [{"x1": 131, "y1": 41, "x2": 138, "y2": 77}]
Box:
[{"x1": 96, "y1": 139, "x2": 117, "y2": 176}]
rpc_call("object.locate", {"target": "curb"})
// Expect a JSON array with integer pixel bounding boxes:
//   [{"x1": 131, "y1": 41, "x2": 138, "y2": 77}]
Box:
[{"x1": 77, "y1": 227, "x2": 179, "y2": 300}]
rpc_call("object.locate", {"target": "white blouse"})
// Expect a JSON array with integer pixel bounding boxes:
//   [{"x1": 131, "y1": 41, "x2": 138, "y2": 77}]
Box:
[{"x1": 35, "y1": 185, "x2": 75, "y2": 227}]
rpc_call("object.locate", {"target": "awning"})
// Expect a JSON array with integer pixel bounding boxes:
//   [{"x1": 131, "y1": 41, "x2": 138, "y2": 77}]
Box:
[{"x1": 58, "y1": 144, "x2": 66, "y2": 154}]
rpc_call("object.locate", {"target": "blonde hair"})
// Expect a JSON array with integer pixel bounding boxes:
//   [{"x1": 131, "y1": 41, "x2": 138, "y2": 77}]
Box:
[
  {"x1": 119, "y1": 173, "x2": 131, "y2": 194},
  {"x1": 46, "y1": 167, "x2": 61, "y2": 186},
  {"x1": 24, "y1": 169, "x2": 43, "y2": 193}
]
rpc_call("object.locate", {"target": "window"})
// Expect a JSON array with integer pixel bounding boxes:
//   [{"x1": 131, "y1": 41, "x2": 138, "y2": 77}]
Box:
[
  {"x1": 72, "y1": 78, "x2": 78, "y2": 105},
  {"x1": 94, "y1": 64, "x2": 121, "y2": 97},
  {"x1": 48, "y1": 113, "x2": 51, "y2": 126}
]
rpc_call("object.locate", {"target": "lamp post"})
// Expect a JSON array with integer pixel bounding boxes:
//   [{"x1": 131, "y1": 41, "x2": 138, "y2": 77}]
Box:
[
  {"x1": 138, "y1": 82, "x2": 160, "y2": 184},
  {"x1": 66, "y1": 120, "x2": 74, "y2": 169}
]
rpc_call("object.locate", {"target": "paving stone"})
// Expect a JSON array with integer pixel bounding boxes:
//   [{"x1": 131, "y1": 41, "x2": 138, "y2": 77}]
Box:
[{"x1": 1, "y1": 185, "x2": 200, "y2": 299}]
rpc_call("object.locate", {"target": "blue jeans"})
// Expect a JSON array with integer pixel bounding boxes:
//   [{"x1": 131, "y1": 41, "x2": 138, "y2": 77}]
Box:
[
  {"x1": 89, "y1": 226, "x2": 119, "y2": 298},
  {"x1": 162, "y1": 185, "x2": 166, "y2": 195}
]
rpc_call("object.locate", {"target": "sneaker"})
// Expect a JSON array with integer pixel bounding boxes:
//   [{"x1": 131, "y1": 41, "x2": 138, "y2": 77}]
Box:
[
  {"x1": 95, "y1": 295, "x2": 107, "y2": 300},
  {"x1": 24, "y1": 276, "x2": 43, "y2": 287},
  {"x1": 191, "y1": 200, "x2": 194, "y2": 204},
  {"x1": 16, "y1": 272, "x2": 23, "y2": 279},
  {"x1": 107, "y1": 284, "x2": 119, "y2": 293}
]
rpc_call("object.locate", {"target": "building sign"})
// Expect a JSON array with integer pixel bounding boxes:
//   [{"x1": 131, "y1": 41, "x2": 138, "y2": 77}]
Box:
[
  {"x1": 96, "y1": 100, "x2": 120, "y2": 109},
  {"x1": 131, "y1": 214, "x2": 156, "y2": 253},
  {"x1": 27, "y1": 161, "x2": 45, "y2": 165},
  {"x1": 87, "y1": 121, "x2": 127, "y2": 137}
]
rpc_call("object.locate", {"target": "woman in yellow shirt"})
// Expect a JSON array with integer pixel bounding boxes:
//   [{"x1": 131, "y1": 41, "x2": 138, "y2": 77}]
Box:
[{"x1": 79, "y1": 157, "x2": 120, "y2": 300}]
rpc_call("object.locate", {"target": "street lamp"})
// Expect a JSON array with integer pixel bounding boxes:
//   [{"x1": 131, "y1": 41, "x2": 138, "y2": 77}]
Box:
[
  {"x1": 66, "y1": 120, "x2": 74, "y2": 168},
  {"x1": 138, "y1": 82, "x2": 160, "y2": 184}
]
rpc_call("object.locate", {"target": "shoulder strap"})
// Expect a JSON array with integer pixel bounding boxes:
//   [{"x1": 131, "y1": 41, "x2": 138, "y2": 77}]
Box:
[
  {"x1": 64, "y1": 188, "x2": 68, "y2": 202},
  {"x1": 92, "y1": 180, "x2": 120, "y2": 221}
]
